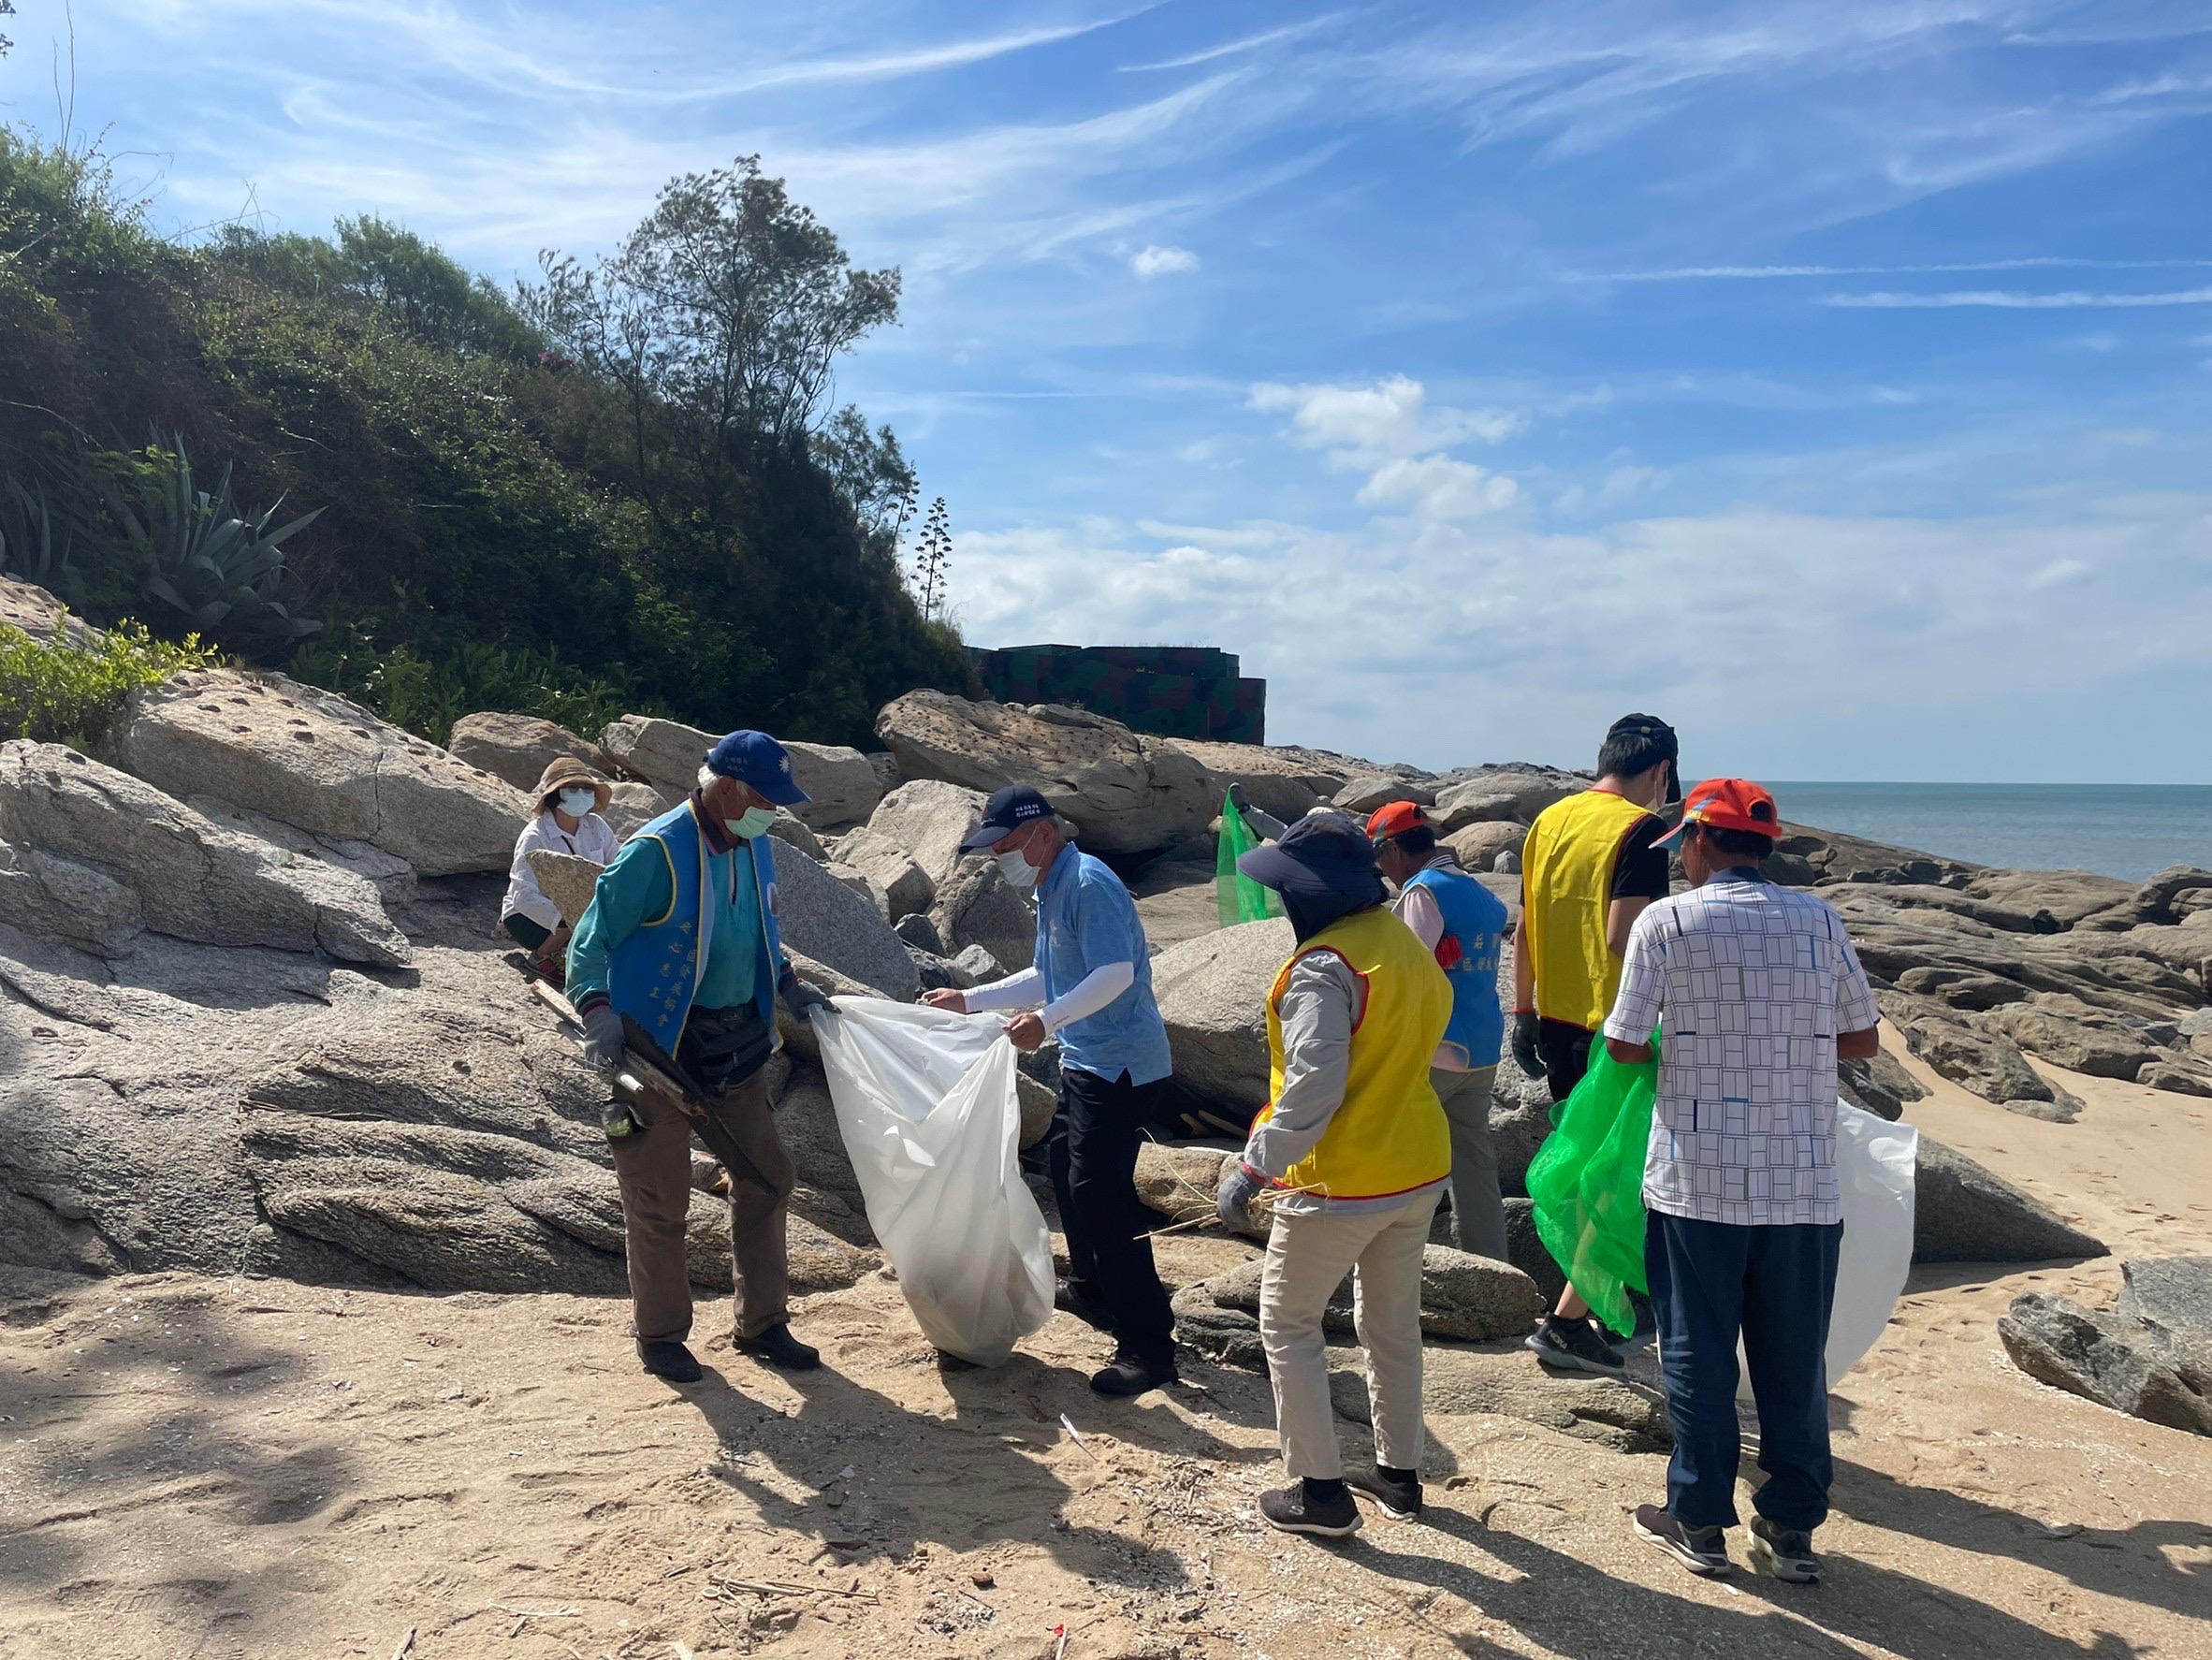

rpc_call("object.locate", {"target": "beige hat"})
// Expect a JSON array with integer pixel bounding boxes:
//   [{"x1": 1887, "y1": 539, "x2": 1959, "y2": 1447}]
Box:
[{"x1": 534, "y1": 755, "x2": 612, "y2": 816}]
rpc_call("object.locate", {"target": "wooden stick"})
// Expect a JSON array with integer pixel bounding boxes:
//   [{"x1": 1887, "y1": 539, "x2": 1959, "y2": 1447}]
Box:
[
  {"x1": 706, "y1": 1573, "x2": 878, "y2": 1603},
  {"x1": 530, "y1": 978, "x2": 582, "y2": 1027},
  {"x1": 390, "y1": 1628, "x2": 416, "y2": 1660}
]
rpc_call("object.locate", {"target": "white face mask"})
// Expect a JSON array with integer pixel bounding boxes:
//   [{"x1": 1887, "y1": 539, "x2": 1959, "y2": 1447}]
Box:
[
  {"x1": 725, "y1": 807, "x2": 778, "y2": 840},
  {"x1": 996, "y1": 846, "x2": 1041, "y2": 890},
  {"x1": 555, "y1": 787, "x2": 597, "y2": 819}
]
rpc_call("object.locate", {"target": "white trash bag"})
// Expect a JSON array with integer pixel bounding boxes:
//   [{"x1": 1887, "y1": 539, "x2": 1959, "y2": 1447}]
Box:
[
  {"x1": 811, "y1": 998, "x2": 1055, "y2": 1366},
  {"x1": 1735, "y1": 1099, "x2": 1918, "y2": 1401}
]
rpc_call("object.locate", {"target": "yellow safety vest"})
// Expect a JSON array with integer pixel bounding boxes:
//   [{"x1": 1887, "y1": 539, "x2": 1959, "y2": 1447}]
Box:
[
  {"x1": 1254, "y1": 908, "x2": 1453, "y2": 1202},
  {"x1": 1520, "y1": 788, "x2": 1653, "y2": 1032}
]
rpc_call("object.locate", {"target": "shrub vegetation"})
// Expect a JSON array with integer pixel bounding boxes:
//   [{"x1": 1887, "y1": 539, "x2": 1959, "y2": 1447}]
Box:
[{"x1": 0, "y1": 130, "x2": 970, "y2": 747}]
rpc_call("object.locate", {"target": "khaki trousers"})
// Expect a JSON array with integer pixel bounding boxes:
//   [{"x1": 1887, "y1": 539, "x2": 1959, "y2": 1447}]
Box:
[
  {"x1": 609, "y1": 1067, "x2": 796, "y2": 1343},
  {"x1": 1433, "y1": 1064, "x2": 1506, "y2": 1260},
  {"x1": 1259, "y1": 1189, "x2": 1440, "y2": 1481}
]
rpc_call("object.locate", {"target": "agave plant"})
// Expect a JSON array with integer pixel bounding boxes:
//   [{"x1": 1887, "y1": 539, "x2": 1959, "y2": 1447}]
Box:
[
  {"x1": 0, "y1": 471, "x2": 78, "y2": 594},
  {"x1": 103, "y1": 437, "x2": 324, "y2": 656}
]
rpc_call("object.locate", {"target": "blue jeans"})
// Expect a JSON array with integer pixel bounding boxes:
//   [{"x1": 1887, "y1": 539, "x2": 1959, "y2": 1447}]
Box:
[{"x1": 1646, "y1": 1211, "x2": 1842, "y2": 1532}]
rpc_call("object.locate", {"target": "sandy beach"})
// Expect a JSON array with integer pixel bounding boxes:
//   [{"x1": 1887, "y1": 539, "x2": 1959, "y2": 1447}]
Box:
[{"x1": 4, "y1": 1028, "x2": 2206, "y2": 1660}]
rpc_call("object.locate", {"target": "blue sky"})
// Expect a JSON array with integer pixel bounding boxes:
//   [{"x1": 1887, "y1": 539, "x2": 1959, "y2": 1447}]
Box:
[{"x1": 7, "y1": 1, "x2": 2212, "y2": 781}]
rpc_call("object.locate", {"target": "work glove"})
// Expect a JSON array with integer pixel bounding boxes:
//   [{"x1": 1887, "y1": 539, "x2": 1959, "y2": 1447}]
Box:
[
  {"x1": 781, "y1": 980, "x2": 834, "y2": 1024},
  {"x1": 580, "y1": 1002, "x2": 625, "y2": 1075},
  {"x1": 1510, "y1": 1010, "x2": 1544, "y2": 1081},
  {"x1": 1215, "y1": 1162, "x2": 1265, "y2": 1232}
]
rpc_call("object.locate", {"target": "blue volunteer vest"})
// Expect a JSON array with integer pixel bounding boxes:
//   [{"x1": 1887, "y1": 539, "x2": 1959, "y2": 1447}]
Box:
[
  {"x1": 605, "y1": 800, "x2": 783, "y2": 1053},
  {"x1": 1404, "y1": 862, "x2": 1507, "y2": 1068}
]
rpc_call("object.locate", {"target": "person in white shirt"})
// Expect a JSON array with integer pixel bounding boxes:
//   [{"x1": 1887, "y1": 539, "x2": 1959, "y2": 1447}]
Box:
[
  {"x1": 501, "y1": 756, "x2": 620, "y2": 981},
  {"x1": 1601, "y1": 778, "x2": 1881, "y2": 1588}
]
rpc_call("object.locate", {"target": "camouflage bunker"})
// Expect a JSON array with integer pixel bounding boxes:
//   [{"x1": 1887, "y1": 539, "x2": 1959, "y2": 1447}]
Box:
[{"x1": 968, "y1": 644, "x2": 1266, "y2": 744}]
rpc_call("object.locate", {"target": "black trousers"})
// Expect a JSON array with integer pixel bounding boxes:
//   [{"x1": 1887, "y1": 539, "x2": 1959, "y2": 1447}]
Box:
[
  {"x1": 1538, "y1": 1018, "x2": 1596, "y2": 1103},
  {"x1": 1048, "y1": 1066, "x2": 1175, "y2": 1361}
]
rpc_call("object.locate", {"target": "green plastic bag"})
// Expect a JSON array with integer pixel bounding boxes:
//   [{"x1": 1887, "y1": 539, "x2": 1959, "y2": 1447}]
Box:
[
  {"x1": 1524, "y1": 1037, "x2": 1656, "y2": 1339},
  {"x1": 1215, "y1": 792, "x2": 1286, "y2": 928}
]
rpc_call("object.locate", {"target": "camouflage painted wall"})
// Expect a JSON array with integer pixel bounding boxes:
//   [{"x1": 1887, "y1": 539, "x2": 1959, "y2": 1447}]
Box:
[{"x1": 968, "y1": 644, "x2": 1266, "y2": 743}]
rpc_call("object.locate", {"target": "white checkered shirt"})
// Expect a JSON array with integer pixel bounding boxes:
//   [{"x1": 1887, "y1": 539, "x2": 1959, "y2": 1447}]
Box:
[{"x1": 1604, "y1": 873, "x2": 1881, "y2": 1227}]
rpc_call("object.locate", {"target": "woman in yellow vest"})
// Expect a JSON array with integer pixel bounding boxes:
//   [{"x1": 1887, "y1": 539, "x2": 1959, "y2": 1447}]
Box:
[{"x1": 1215, "y1": 814, "x2": 1453, "y2": 1536}]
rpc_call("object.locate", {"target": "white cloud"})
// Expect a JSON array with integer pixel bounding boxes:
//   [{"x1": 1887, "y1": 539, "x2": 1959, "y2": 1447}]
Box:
[
  {"x1": 1129, "y1": 244, "x2": 1201, "y2": 278},
  {"x1": 1555, "y1": 463, "x2": 1669, "y2": 515},
  {"x1": 1246, "y1": 375, "x2": 1522, "y2": 463},
  {"x1": 1358, "y1": 455, "x2": 1519, "y2": 518},
  {"x1": 2025, "y1": 557, "x2": 2091, "y2": 589},
  {"x1": 1827, "y1": 286, "x2": 2212, "y2": 309},
  {"x1": 1574, "y1": 258, "x2": 2212, "y2": 283}
]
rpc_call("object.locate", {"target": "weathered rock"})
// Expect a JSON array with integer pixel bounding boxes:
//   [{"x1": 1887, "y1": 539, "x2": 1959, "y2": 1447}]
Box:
[
  {"x1": 2076, "y1": 865, "x2": 2212, "y2": 932},
  {"x1": 779, "y1": 740, "x2": 886, "y2": 831},
  {"x1": 1430, "y1": 791, "x2": 1520, "y2": 835},
  {"x1": 1895, "y1": 966, "x2": 2032, "y2": 1011},
  {"x1": 1192, "y1": 1245, "x2": 1544, "y2": 1343},
  {"x1": 0, "y1": 575, "x2": 89, "y2": 642},
  {"x1": 1500, "y1": 1196, "x2": 1568, "y2": 1306},
  {"x1": 115, "y1": 668, "x2": 530, "y2": 876},
  {"x1": 1433, "y1": 766, "x2": 1583, "y2": 827},
  {"x1": 835, "y1": 824, "x2": 935, "y2": 920},
  {"x1": 1492, "y1": 848, "x2": 1521, "y2": 874},
  {"x1": 1133, "y1": 1143, "x2": 1238, "y2": 1234},
  {"x1": 765, "y1": 812, "x2": 826, "y2": 862},
  {"x1": 825, "y1": 861, "x2": 889, "y2": 920},
  {"x1": 926, "y1": 858, "x2": 1035, "y2": 973},
  {"x1": 446, "y1": 712, "x2": 607, "y2": 794},
  {"x1": 1879, "y1": 990, "x2": 2083, "y2": 1121},
  {"x1": 1152, "y1": 917, "x2": 1293, "y2": 1114},
  {"x1": 1963, "y1": 868, "x2": 2137, "y2": 930},
  {"x1": 1914, "y1": 1136, "x2": 2107, "y2": 1262},
  {"x1": 2138, "y1": 1059, "x2": 2212, "y2": 1097},
  {"x1": 0, "y1": 742, "x2": 410, "y2": 967},
  {"x1": 601, "y1": 781, "x2": 673, "y2": 842},
  {"x1": 1768, "y1": 822, "x2": 1978, "y2": 889},
  {"x1": 865, "y1": 751, "x2": 901, "y2": 794},
  {"x1": 526, "y1": 848, "x2": 604, "y2": 928},
  {"x1": 1334, "y1": 776, "x2": 1434, "y2": 814},
  {"x1": 597, "y1": 714, "x2": 713, "y2": 794},
  {"x1": 1015, "y1": 1070, "x2": 1057, "y2": 1151},
  {"x1": 866, "y1": 779, "x2": 988, "y2": 888},
  {"x1": 1998, "y1": 1290, "x2": 2212, "y2": 1437},
  {"x1": 1984, "y1": 1004, "x2": 2159, "y2": 1080},
  {"x1": 2117, "y1": 1256, "x2": 2212, "y2": 1339},
  {"x1": 772, "y1": 845, "x2": 921, "y2": 999},
  {"x1": 1837, "y1": 1048, "x2": 1927, "y2": 1122},
  {"x1": 875, "y1": 692, "x2": 1215, "y2": 854},
  {"x1": 951, "y1": 943, "x2": 1006, "y2": 985},
  {"x1": 1445, "y1": 821, "x2": 1527, "y2": 873},
  {"x1": 1156, "y1": 741, "x2": 1349, "y2": 823},
  {"x1": 0, "y1": 841, "x2": 144, "y2": 955},
  {"x1": 1329, "y1": 1350, "x2": 1670, "y2": 1454},
  {"x1": 187, "y1": 795, "x2": 418, "y2": 907},
  {"x1": 893, "y1": 911, "x2": 945, "y2": 954}
]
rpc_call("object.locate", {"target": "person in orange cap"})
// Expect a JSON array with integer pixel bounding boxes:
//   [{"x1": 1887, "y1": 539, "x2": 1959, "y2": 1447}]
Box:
[{"x1": 1603, "y1": 779, "x2": 1882, "y2": 1586}]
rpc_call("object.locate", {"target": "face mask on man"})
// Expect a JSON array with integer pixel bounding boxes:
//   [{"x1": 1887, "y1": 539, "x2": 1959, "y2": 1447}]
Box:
[
  {"x1": 725, "y1": 807, "x2": 778, "y2": 840},
  {"x1": 996, "y1": 846, "x2": 1041, "y2": 890},
  {"x1": 555, "y1": 787, "x2": 597, "y2": 819}
]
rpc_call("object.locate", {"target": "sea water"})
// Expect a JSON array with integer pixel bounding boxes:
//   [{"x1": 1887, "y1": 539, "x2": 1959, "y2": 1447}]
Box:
[{"x1": 1768, "y1": 782, "x2": 2212, "y2": 883}]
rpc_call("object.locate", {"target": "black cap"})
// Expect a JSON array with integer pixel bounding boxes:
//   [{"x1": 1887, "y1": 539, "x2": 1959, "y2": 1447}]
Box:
[
  {"x1": 1237, "y1": 812, "x2": 1380, "y2": 897},
  {"x1": 960, "y1": 784, "x2": 1056, "y2": 852},
  {"x1": 1605, "y1": 712, "x2": 1682, "y2": 803}
]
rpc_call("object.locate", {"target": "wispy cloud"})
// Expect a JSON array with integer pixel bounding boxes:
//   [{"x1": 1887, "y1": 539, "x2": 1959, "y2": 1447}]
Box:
[
  {"x1": 1574, "y1": 257, "x2": 2212, "y2": 282},
  {"x1": 1129, "y1": 243, "x2": 1200, "y2": 278},
  {"x1": 1121, "y1": 16, "x2": 1342, "y2": 72},
  {"x1": 1826, "y1": 286, "x2": 2212, "y2": 309}
]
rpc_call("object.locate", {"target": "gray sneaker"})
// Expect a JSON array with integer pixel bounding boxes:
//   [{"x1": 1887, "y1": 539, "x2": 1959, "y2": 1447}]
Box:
[
  {"x1": 1525, "y1": 1314, "x2": 1626, "y2": 1377},
  {"x1": 1635, "y1": 1504, "x2": 1730, "y2": 1577},
  {"x1": 1749, "y1": 1515, "x2": 1821, "y2": 1583}
]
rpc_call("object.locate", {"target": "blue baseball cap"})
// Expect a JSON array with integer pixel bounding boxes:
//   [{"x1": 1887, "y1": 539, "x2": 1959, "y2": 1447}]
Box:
[
  {"x1": 705, "y1": 730, "x2": 810, "y2": 807},
  {"x1": 960, "y1": 784, "x2": 1055, "y2": 852}
]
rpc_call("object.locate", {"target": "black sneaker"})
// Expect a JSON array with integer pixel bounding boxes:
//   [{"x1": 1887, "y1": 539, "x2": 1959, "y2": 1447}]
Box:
[
  {"x1": 637, "y1": 1339, "x2": 702, "y2": 1383},
  {"x1": 1525, "y1": 1314, "x2": 1626, "y2": 1377},
  {"x1": 1634, "y1": 1504, "x2": 1730, "y2": 1577},
  {"x1": 1610, "y1": 1291, "x2": 1658, "y2": 1356},
  {"x1": 1346, "y1": 1464, "x2": 1421, "y2": 1520},
  {"x1": 735, "y1": 1322, "x2": 822, "y2": 1372},
  {"x1": 1055, "y1": 1277, "x2": 1118, "y2": 1332},
  {"x1": 1259, "y1": 1478, "x2": 1362, "y2": 1537},
  {"x1": 1089, "y1": 1349, "x2": 1177, "y2": 1396},
  {"x1": 1749, "y1": 1516, "x2": 1821, "y2": 1583}
]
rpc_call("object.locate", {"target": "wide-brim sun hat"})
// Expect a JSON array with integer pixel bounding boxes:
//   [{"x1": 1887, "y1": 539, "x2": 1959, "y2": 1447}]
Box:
[{"x1": 534, "y1": 755, "x2": 613, "y2": 816}]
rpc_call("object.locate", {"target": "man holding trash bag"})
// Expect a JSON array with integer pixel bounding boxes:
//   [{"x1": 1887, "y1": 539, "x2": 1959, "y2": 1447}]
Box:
[
  {"x1": 567, "y1": 730, "x2": 835, "y2": 1386},
  {"x1": 1368, "y1": 800, "x2": 1511, "y2": 1260},
  {"x1": 1216, "y1": 815, "x2": 1454, "y2": 1536},
  {"x1": 1602, "y1": 779, "x2": 1882, "y2": 1585},
  {"x1": 920, "y1": 785, "x2": 1180, "y2": 1397},
  {"x1": 1514, "y1": 712, "x2": 1679, "y2": 1376}
]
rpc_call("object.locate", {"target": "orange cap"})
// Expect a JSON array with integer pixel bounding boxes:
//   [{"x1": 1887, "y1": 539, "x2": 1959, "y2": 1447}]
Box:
[
  {"x1": 1653, "y1": 778, "x2": 1782, "y2": 848},
  {"x1": 1365, "y1": 800, "x2": 1433, "y2": 843}
]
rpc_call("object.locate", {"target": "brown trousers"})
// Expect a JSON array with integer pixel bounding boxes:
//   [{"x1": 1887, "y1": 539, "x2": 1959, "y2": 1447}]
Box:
[{"x1": 609, "y1": 1067, "x2": 796, "y2": 1343}]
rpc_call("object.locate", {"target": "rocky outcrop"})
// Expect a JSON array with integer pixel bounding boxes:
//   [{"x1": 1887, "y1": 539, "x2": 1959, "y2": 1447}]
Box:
[
  {"x1": 835, "y1": 824, "x2": 935, "y2": 920},
  {"x1": 598, "y1": 714, "x2": 712, "y2": 795},
  {"x1": 1151, "y1": 917, "x2": 1293, "y2": 1114},
  {"x1": 1999, "y1": 1283, "x2": 2212, "y2": 1438},
  {"x1": 1199, "y1": 1246, "x2": 1543, "y2": 1343},
  {"x1": 926, "y1": 858, "x2": 1035, "y2": 974},
  {"x1": 114, "y1": 669, "x2": 528, "y2": 876},
  {"x1": 1879, "y1": 989, "x2": 2084, "y2": 1121},
  {"x1": 0, "y1": 742, "x2": 410, "y2": 967},
  {"x1": 1914, "y1": 1137, "x2": 2107, "y2": 1262},
  {"x1": 772, "y1": 843, "x2": 921, "y2": 999},
  {"x1": 601, "y1": 781, "x2": 674, "y2": 842},
  {"x1": 865, "y1": 779, "x2": 987, "y2": 888},
  {"x1": 1767, "y1": 822, "x2": 1978, "y2": 889},
  {"x1": 446, "y1": 712, "x2": 608, "y2": 794},
  {"x1": 1432, "y1": 765, "x2": 1583, "y2": 829},
  {"x1": 779, "y1": 742, "x2": 886, "y2": 830},
  {"x1": 1157, "y1": 739, "x2": 1364, "y2": 822},
  {"x1": 875, "y1": 692, "x2": 1215, "y2": 854},
  {"x1": 1445, "y1": 821, "x2": 1527, "y2": 873},
  {"x1": 1328, "y1": 1351, "x2": 1670, "y2": 1453}
]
